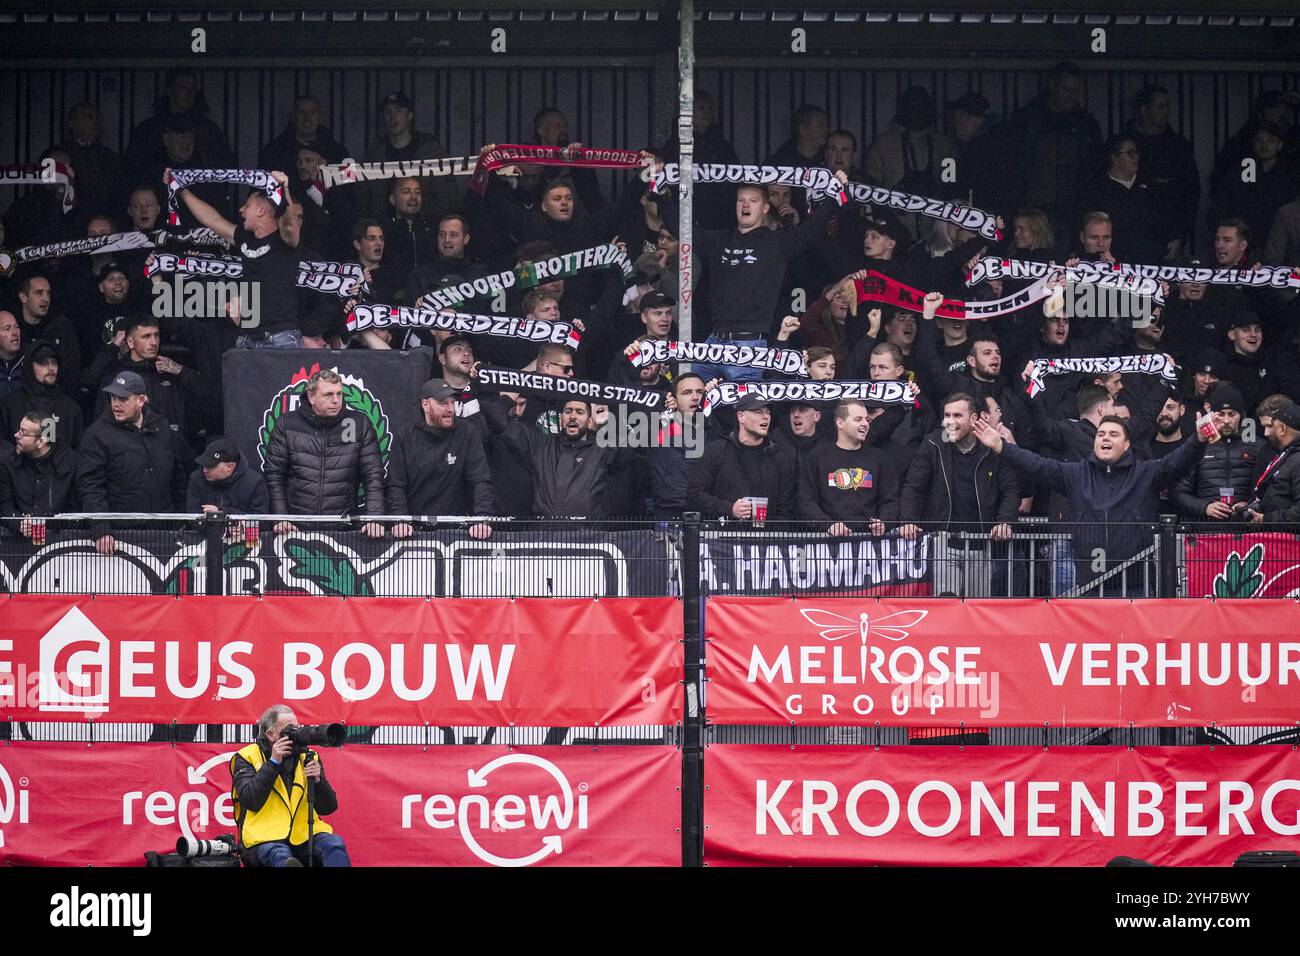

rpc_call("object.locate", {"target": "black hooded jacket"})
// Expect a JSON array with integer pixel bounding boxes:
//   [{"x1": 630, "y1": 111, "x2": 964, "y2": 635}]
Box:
[
  {"x1": 76, "y1": 406, "x2": 189, "y2": 513},
  {"x1": 0, "y1": 343, "x2": 85, "y2": 450},
  {"x1": 687, "y1": 431, "x2": 798, "y2": 520}
]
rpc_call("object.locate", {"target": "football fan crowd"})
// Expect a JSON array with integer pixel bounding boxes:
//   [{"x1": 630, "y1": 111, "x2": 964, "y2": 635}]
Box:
[{"x1": 1, "y1": 62, "x2": 1299, "y2": 587}]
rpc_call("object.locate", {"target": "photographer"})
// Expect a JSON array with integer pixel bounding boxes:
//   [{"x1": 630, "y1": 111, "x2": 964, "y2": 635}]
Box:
[{"x1": 228, "y1": 705, "x2": 350, "y2": 867}]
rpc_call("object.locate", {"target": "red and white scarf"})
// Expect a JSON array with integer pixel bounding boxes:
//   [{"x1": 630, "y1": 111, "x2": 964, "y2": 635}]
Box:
[
  {"x1": 853, "y1": 270, "x2": 1055, "y2": 320},
  {"x1": 469, "y1": 144, "x2": 646, "y2": 195}
]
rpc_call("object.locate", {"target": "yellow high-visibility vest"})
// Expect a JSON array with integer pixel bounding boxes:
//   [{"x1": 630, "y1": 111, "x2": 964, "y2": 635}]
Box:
[{"x1": 230, "y1": 742, "x2": 333, "y2": 848}]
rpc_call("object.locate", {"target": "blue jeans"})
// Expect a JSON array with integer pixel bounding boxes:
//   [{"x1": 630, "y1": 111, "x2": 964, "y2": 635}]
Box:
[
  {"x1": 689, "y1": 334, "x2": 767, "y2": 386},
  {"x1": 236, "y1": 329, "x2": 303, "y2": 350},
  {"x1": 244, "y1": 832, "x2": 351, "y2": 867}
]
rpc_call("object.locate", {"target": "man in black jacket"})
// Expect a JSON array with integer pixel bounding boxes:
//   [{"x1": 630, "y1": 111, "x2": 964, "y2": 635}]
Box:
[
  {"x1": 76, "y1": 371, "x2": 190, "y2": 555},
  {"x1": 186, "y1": 438, "x2": 269, "y2": 514},
  {"x1": 85, "y1": 315, "x2": 200, "y2": 440},
  {"x1": 688, "y1": 394, "x2": 797, "y2": 522},
  {"x1": 899, "y1": 393, "x2": 1018, "y2": 596},
  {"x1": 0, "y1": 341, "x2": 85, "y2": 450},
  {"x1": 798, "y1": 399, "x2": 900, "y2": 536},
  {"x1": 648, "y1": 374, "x2": 707, "y2": 519},
  {"x1": 481, "y1": 392, "x2": 623, "y2": 518},
  {"x1": 0, "y1": 411, "x2": 78, "y2": 532},
  {"x1": 388, "y1": 380, "x2": 493, "y2": 537},
  {"x1": 262, "y1": 369, "x2": 385, "y2": 536},
  {"x1": 15, "y1": 275, "x2": 81, "y2": 395},
  {"x1": 1244, "y1": 402, "x2": 1300, "y2": 526},
  {"x1": 1171, "y1": 385, "x2": 1261, "y2": 521}
]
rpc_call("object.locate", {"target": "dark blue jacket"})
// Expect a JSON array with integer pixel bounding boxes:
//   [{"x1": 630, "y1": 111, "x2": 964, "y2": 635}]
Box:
[
  {"x1": 185, "y1": 458, "x2": 270, "y2": 514},
  {"x1": 998, "y1": 437, "x2": 1201, "y2": 576}
]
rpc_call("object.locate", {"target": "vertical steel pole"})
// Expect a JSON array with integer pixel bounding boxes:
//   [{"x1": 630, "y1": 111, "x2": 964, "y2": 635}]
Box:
[{"x1": 676, "y1": 0, "x2": 694, "y2": 346}]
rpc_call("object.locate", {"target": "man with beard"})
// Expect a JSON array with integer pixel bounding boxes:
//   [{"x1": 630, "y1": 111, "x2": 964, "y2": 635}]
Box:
[
  {"x1": 15, "y1": 275, "x2": 80, "y2": 393},
  {"x1": 797, "y1": 399, "x2": 900, "y2": 536},
  {"x1": 1244, "y1": 403, "x2": 1300, "y2": 526},
  {"x1": 688, "y1": 394, "x2": 797, "y2": 521},
  {"x1": 0, "y1": 410, "x2": 79, "y2": 523},
  {"x1": 1149, "y1": 392, "x2": 1189, "y2": 459},
  {"x1": 899, "y1": 392, "x2": 1017, "y2": 596},
  {"x1": 387, "y1": 379, "x2": 493, "y2": 535},
  {"x1": 1172, "y1": 385, "x2": 1261, "y2": 521},
  {"x1": 0, "y1": 312, "x2": 23, "y2": 400},
  {"x1": 1, "y1": 341, "x2": 85, "y2": 450},
  {"x1": 481, "y1": 393, "x2": 624, "y2": 518}
]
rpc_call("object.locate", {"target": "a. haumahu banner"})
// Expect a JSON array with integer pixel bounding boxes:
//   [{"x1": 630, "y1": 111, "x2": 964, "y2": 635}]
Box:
[
  {"x1": 704, "y1": 744, "x2": 1300, "y2": 866},
  {"x1": 0, "y1": 743, "x2": 681, "y2": 866},
  {"x1": 701, "y1": 531, "x2": 930, "y2": 595}
]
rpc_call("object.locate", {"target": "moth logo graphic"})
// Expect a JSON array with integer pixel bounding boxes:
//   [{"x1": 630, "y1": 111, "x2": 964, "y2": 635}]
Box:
[
  {"x1": 402, "y1": 753, "x2": 589, "y2": 867},
  {"x1": 795, "y1": 607, "x2": 929, "y2": 716},
  {"x1": 37, "y1": 607, "x2": 111, "y2": 713},
  {"x1": 0, "y1": 760, "x2": 31, "y2": 848}
]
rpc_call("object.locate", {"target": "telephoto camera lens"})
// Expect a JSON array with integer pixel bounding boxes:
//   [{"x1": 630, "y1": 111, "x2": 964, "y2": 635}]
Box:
[
  {"x1": 284, "y1": 723, "x2": 346, "y2": 748},
  {"x1": 176, "y1": 834, "x2": 237, "y2": 858}
]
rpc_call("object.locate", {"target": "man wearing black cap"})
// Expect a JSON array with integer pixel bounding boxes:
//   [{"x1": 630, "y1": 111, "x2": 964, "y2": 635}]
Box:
[
  {"x1": 16, "y1": 275, "x2": 81, "y2": 394},
  {"x1": 799, "y1": 399, "x2": 901, "y2": 537},
  {"x1": 1160, "y1": 262, "x2": 1236, "y2": 363},
  {"x1": 608, "y1": 291, "x2": 676, "y2": 384},
  {"x1": 0, "y1": 410, "x2": 79, "y2": 527},
  {"x1": 77, "y1": 370, "x2": 189, "y2": 555},
  {"x1": 387, "y1": 379, "x2": 493, "y2": 535},
  {"x1": 186, "y1": 438, "x2": 269, "y2": 514},
  {"x1": 83, "y1": 261, "x2": 136, "y2": 361},
  {"x1": 0, "y1": 341, "x2": 85, "y2": 450},
  {"x1": 1222, "y1": 313, "x2": 1278, "y2": 413},
  {"x1": 361, "y1": 91, "x2": 460, "y2": 224},
  {"x1": 147, "y1": 114, "x2": 232, "y2": 228},
  {"x1": 1185, "y1": 348, "x2": 1227, "y2": 404},
  {"x1": 1171, "y1": 384, "x2": 1261, "y2": 520},
  {"x1": 688, "y1": 393, "x2": 797, "y2": 521},
  {"x1": 1245, "y1": 402, "x2": 1300, "y2": 525},
  {"x1": 169, "y1": 164, "x2": 302, "y2": 348}
]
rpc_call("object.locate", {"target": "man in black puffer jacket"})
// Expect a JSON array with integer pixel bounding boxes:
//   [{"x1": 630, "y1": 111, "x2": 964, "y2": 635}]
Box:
[
  {"x1": 0, "y1": 341, "x2": 85, "y2": 450},
  {"x1": 1171, "y1": 385, "x2": 1261, "y2": 521},
  {"x1": 262, "y1": 369, "x2": 385, "y2": 534},
  {"x1": 76, "y1": 371, "x2": 190, "y2": 554},
  {"x1": 387, "y1": 380, "x2": 494, "y2": 530}
]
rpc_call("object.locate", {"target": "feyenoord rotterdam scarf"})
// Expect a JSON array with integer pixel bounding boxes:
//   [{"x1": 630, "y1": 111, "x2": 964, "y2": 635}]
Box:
[
  {"x1": 14, "y1": 227, "x2": 230, "y2": 265},
  {"x1": 346, "y1": 304, "x2": 581, "y2": 348},
  {"x1": 852, "y1": 270, "x2": 1057, "y2": 320},
  {"x1": 627, "y1": 338, "x2": 807, "y2": 376},
  {"x1": 702, "y1": 379, "x2": 912, "y2": 416},
  {"x1": 14, "y1": 230, "x2": 154, "y2": 264},
  {"x1": 475, "y1": 365, "x2": 664, "y2": 410},
  {"x1": 416, "y1": 242, "x2": 635, "y2": 311},
  {"x1": 1024, "y1": 354, "x2": 1179, "y2": 398},
  {"x1": 146, "y1": 253, "x2": 365, "y2": 298},
  {"x1": 469, "y1": 144, "x2": 646, "y2": 195},
  {"x1": 647, "y1": 163, "x2": 847, "y2": 206},
  {"x1": 165, "y1": 168, "x2": 283, "y2": 225},
  {"x1": 317, "y1": 155, "x2": 480, "y2": 190},
  {"x1": 0, "y1": 161, "x2": 76, "y2": 212},
  {"x1": 968, "y1": 256, "x2": 1299, "y2": 296}
]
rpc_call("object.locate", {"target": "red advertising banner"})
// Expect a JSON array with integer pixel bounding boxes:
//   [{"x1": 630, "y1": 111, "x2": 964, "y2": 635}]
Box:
[
  {"x1": 706, "y1": 598, "x2": 1300, "y2": 726},
  {"x1": 704, "y1": 745, "x2": 1300, "y2": 866},
  {"x1": 0, "y1": 596, "x2": 682, "y2": 726},
  {"x1": 1183, "y1": 532, "x2": 1300, "y2": 598},
  {"x1": 0, "y1": 743, "x2": 681, "y2": 867}
]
